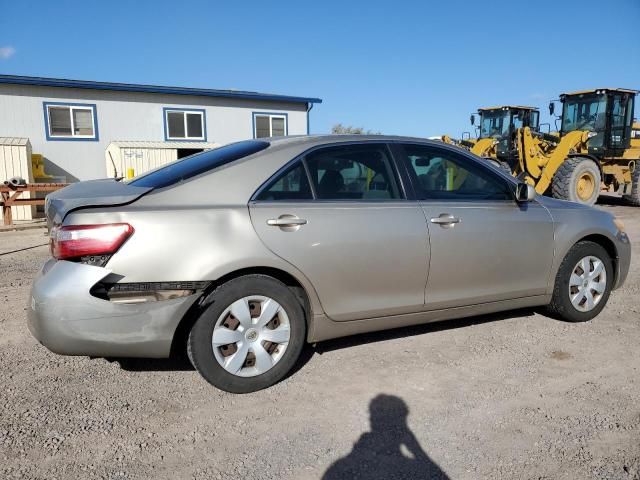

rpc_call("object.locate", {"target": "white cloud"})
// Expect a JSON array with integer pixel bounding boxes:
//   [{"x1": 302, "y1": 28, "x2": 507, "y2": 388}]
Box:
[{"x1": 0, "y1": 46, "x2": 16, "y2": 60}]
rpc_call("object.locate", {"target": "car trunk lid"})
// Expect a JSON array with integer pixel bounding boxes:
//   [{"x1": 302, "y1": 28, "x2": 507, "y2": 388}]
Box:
[{"x1": 46, "y1": 179, "x2": 152, "y2": 226}]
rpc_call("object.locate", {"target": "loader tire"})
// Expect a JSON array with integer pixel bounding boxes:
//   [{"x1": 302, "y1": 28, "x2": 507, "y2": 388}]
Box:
[
  {"x1": 622, "y1": 165, "x2": 640, "y2": 206},
  {"x1": 486, "y1": 158, "x2": 513, "y2": 176},
  {"x1": 552, "y1": 157, "x2": 601, "y2": 205}
]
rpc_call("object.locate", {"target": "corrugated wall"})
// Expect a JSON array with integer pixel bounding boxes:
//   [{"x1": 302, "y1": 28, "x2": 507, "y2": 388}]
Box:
[
  {"x1": 0, "y1": 138, "x2": 34, "y2": 220},
  {"x1": 106, "y1": 145, "x2": 178, "y2": 178},
  {"x1": 106, "y1": 142, "x2": 219, "y2": 178}
]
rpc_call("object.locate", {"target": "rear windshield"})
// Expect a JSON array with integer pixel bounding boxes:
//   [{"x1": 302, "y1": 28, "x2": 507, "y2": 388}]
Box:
[{"x1": 129, "y1": 140, "x2": 270, "y2": 189}]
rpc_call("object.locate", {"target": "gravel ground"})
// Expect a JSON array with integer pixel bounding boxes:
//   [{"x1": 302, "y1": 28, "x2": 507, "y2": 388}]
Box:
[{"x1": 1, "y1": 198, "x2": 639, "y2": 480}]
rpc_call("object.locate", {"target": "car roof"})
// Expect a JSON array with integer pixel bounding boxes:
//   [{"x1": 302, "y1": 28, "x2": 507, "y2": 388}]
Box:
[{"x1": 265, "y1": 134, "x2": 440, "y2": 149}]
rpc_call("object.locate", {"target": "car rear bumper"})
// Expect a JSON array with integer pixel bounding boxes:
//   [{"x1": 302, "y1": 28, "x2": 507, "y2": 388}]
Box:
[{"x1": 28, "y1": 260, "x2": 199, "y2": 358}]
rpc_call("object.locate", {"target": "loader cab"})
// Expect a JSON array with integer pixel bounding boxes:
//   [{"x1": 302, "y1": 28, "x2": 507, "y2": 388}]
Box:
[
  {"x1": 559, "y1": 89, "x2": 638, "y2": 156},
  {"x1": 474, "y1": 106, "x2": 540, "y2": 163}
]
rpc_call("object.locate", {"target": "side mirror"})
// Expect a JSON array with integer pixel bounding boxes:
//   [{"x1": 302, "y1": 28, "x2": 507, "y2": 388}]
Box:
[
  {"x1": 548, "y1": 102, "x2": 555, "y2": 116},
  {"x1": 516, "y1": 183, "x2": 536, "y2": 202},
  {"x1": 470, "y1": 114, "x2": 475, "y2": 126}
]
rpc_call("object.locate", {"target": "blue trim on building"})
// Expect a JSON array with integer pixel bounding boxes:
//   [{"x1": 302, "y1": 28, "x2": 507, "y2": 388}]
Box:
[
  {"x1": 252, "y1": 112, "x2": 289, "y2": 139},
  {"x1": 42, "y1": 101, "x2": 100, "y2": 142},
  {"x1": 163, "y1": 107, "x2": 208, "y2": 142},
  {"x1": 306, "y1": 103, "x2": 314, "y2": 135},
  {"x1": 2, "y1": 74, "x2": 322, "y2": 104}
]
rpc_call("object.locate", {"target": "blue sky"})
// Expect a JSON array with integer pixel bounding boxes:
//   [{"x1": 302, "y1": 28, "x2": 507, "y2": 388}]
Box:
[{"x1": 1, "y1": 0, "x2": 638, "y2": 137}]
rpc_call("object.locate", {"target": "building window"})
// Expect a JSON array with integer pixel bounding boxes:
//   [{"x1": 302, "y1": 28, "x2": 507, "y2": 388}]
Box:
[
  {"x1": 43, "y1": 102, "x2": 98, "y2": 141},
  {"x1": 164, "y1": 108, "x2": 206, "y2": 141},
  {"x1": 253, "y1": 113, "x2": 288, "y2": 138}
]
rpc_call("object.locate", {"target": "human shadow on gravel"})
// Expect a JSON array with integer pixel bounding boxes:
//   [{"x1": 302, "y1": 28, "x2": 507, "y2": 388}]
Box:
[{"x1": 323, "y1": 394, "x2": 449, "y2": 480}]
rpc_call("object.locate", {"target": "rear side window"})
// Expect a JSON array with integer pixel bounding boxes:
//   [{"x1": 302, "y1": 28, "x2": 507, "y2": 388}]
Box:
[
  {"x1": 305, "y1": 144, "x2": 401, "y2": 200},
  {"x1": 255, "y1": 162, "x2": 312, "y2": 201},
  {"x1": 129, "y1": 140, "x2": 269, "y2": 189}
]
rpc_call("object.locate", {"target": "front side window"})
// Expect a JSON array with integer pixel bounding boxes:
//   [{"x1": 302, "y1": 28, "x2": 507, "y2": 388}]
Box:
[
  {"x1": 305, "y1": 144, "x2": 401, "y2": 200},
  {"x1": 399, "y1": 144, "x2": 513, "y2": 201},
  {"x1": 164, "y1": 109, "x2": 205, "y2": 140},
  {"x1": 44, "y1": 103, "x2": 98, "y2": 140},
  {"x1": 529, "y1": 111, "x2": 540, "y2": 130},
  {"x1": 561, "y1": 94, "x2": 607, "y2": 134},
  {"x1": 254, "y1": 113, "x2": 287, "y2": 138},
  {"x1": 479, "y1": 110, "x2": 510, "y2": 139},
  {"x1": 512, "y1": 111, "x2": 524, "y2": 130},
  {"x1": 561, "y1": 94, "x2": 608, "y2": 149}
]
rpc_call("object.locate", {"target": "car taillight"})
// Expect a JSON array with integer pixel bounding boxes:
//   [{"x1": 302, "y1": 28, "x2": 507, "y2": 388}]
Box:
[{"x1": 50, "y1": 223, "x2": 134, "y2": 260}]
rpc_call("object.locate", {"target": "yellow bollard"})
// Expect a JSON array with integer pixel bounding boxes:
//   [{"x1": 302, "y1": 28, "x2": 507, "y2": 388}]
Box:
[
  {"x1": 126, "y1": 167, "x2": 135, "y2": 180},
  {"x1": 446, "y1": 166, "x2": 455, "y2": 191}
]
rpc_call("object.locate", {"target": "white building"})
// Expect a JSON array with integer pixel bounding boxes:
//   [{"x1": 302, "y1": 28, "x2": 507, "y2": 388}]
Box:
[{"x1": 0, "y1": 75, "x2": 321, "y2": 181}]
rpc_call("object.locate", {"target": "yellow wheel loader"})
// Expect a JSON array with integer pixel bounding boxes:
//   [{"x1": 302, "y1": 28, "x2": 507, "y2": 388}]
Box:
[
  {"x1": 516, "y1": 88, "x2": 639, "y2": 205},
  {"x1": 442, "y1": 106, "x2": 540, "y2": 173}
]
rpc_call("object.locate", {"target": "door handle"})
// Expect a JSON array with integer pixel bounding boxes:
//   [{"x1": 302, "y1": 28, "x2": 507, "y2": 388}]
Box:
[
  {"x1": 267, "y1": 217, "x2": 308, "y2": 227},
  {"x1": 430, "y1": 214, "x2": 460, "y2": 227}
]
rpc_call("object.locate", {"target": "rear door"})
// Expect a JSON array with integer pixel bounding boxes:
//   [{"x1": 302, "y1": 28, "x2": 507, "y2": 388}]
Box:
[
  {"x1": 249, "y1": 142, "x2": 430, "y2": 321},
  {"x1": 395, "y1": 143, "x2": 554, "y2": 310}
]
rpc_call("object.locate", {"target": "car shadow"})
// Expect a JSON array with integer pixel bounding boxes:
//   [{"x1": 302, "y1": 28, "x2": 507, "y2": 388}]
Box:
[
  {"x1": 597, "y1": 194, "x2": 626, "y2": 207},
  {"x1": 322, "y1": 394, "x2": 449, "y2": 479},
  {"x1": 115, "y1": 307, "x2": 537, "y2": 374},
  {"x1": 114, "y1": 355, "x2": 195, "y2": 372},
  {"x1": 313, "y1": 307, "x2": 537, "y2": 355}
]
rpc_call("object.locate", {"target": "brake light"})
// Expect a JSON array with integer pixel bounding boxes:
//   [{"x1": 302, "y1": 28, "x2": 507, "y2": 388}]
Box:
[{"x1": 50, "y1": 223, "x2": 134, "y2": 260}]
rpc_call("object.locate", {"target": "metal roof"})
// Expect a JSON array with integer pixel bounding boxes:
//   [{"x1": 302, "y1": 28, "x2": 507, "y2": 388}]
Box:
[
  {"x1": 562, "y1": 88, "x2": 639, "y2": 96},
  {"x1": 109, "y1": 140, "x2": 220, "y2": 149},
  {"x1": 0, "y1": 137, "x2": 29, "y2": 146},
  {"x1": 477, "y1": 105, "x2": 539, "y2": 111},
  {"x1": 0, "y1": 74, "x2": 322, "y2": 105}
]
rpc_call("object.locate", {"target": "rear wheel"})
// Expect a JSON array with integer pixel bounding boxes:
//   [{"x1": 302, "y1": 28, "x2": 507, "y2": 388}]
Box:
[
  {"x1": 622, "y1": 164, "x2": 640, "y2": 206},
  {"x1": 546, "y1": 241, "x2": 613, "y2": 322},
  {"x1": 188, "y1": 275, "x2": 306, "y2": 393},
  {"x1": 552, "y1": 157, "x2": 601, "y2": 205}
]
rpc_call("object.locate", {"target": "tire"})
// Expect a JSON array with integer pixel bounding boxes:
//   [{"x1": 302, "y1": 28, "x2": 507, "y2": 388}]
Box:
[
  {"x1": 485, "y1": 158, "x2": 513, "y2": 176},
  {"x1": 622, "y1": 164, "x2": 640, "y2": 206},
  {"x1": 187, "y1": 275, "x2": 306, "y2": 393},
  {"x1": 552, "y1": 157, "x2": 601, "y2": 205},
  {"x1": 546, "y1": 241, "x2": 613, "y2": 322}
]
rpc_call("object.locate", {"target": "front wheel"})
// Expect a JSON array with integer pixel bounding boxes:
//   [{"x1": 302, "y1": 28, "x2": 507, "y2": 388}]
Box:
[
  {"x1": 552, "y1": 157, "x2": 601, "y2": 205},
  {"x1": 188, "y1": 275, "x2": 306, "y2": 393},
  {"x1": 546, "y1": 241, "x2": 613, "y2": 322}
]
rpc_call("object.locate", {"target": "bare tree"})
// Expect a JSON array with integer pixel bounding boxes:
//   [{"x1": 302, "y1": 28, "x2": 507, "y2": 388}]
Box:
[{"x1": 331, "y1": 123, "x2": 381, "y2": 135}]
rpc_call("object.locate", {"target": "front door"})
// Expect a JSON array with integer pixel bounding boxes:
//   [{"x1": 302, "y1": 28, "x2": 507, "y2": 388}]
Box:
[
  {"x1": 608, "y1": 93, "x2": 633, "y2": 154},
  {"x1": 249, "y1": 143, "x2": 430, "y2": 321},
  {"x1": 396, "y1": 143, "x2": 555, "y2": 310}
]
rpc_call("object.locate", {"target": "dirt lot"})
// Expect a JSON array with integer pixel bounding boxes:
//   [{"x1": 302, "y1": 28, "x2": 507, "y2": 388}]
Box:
[{"x1": 1, "y1": 198, "x2": 639, "y2": 480}]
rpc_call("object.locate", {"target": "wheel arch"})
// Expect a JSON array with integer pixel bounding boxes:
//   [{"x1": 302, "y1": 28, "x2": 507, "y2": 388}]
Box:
[
  {"x1": 574, "y1": 233, "x2": 619, "y2": 284},
  {"x1": 170, "y1": 266, "x2": 314, "y2": 358}
]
